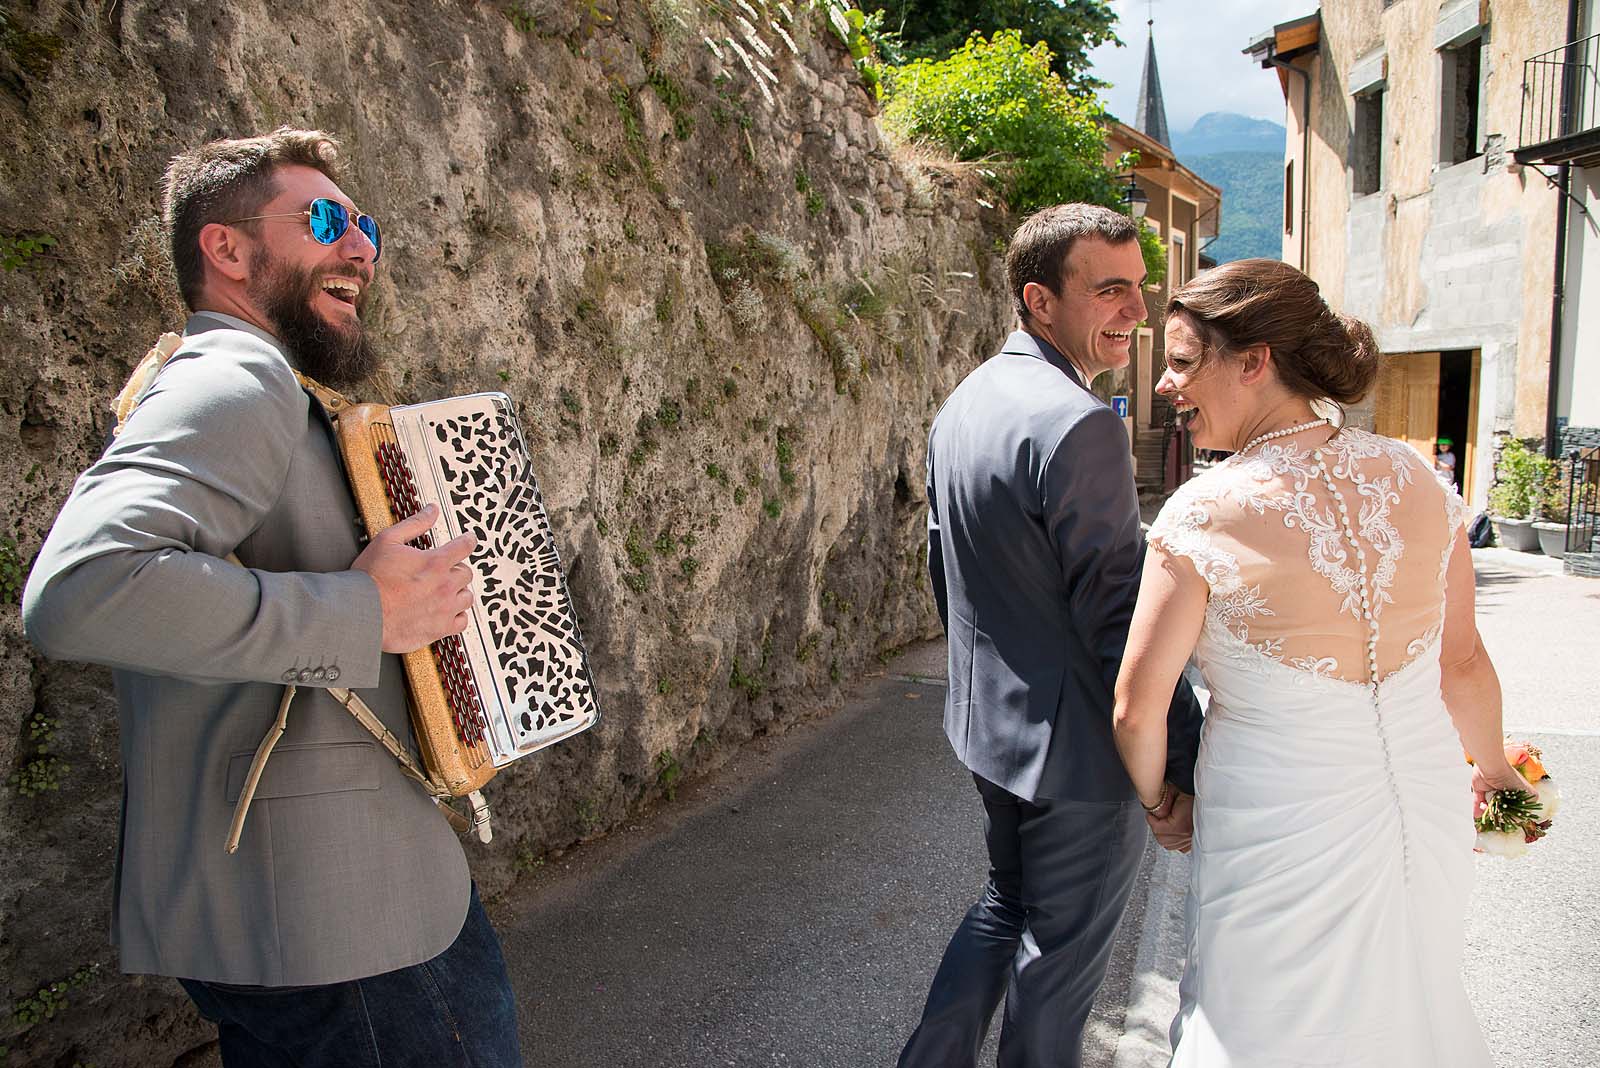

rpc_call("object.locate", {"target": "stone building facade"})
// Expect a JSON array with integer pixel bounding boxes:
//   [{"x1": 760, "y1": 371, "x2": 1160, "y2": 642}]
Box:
[{"x1": 1246, "y1": 1, "x2": 1567, "y2": 509}]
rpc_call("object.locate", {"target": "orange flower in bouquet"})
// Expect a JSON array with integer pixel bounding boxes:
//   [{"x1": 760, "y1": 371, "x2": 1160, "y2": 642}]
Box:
[{"x1": 1504, "y1": 743, "x2": 1546, "y2": 783}]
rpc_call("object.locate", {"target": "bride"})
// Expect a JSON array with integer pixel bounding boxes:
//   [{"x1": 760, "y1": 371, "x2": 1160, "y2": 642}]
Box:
[{"x1": 1111, "y1": 259, "x2": 1524, "y2": 1066}]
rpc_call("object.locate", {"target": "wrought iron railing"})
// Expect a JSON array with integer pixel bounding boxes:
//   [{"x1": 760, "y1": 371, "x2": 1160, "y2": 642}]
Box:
[
  {"x1": 1566, "y1": 445, "x2": 1600, "y2": 561},
  {"x1": 1518, "y1": 32, "x2": 1600, "y2": 155}
]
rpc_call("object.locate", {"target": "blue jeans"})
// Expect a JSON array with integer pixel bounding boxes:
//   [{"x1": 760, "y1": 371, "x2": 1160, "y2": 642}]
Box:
[{"x1": 179, "y1": 883, "x2": 522, "y2": 1068}]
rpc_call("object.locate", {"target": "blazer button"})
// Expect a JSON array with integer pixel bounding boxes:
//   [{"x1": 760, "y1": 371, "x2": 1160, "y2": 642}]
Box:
[
  {"x1": 312, "y1": 667, "x2": 327, "y2": 681},
  {"x1": 297, "y1": 668, "x2": 313, "y2": 683},
  {"x1": 326, "y1": 667, "x2": 341, "y2": 682},
  {"x1": 282, "y1": 669, "x2": 298, "y2": 683}
]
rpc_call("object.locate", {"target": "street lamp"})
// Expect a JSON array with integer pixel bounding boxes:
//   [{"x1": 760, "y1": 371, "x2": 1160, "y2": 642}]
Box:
[{"x1": 1120, "y1": 175, "x2": 1149, "y2": 219}]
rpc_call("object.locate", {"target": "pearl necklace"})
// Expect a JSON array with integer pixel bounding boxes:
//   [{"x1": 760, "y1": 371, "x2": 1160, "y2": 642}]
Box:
[{"x1": 1236, "y1": 418, "x2": 1330, "y2": 456}]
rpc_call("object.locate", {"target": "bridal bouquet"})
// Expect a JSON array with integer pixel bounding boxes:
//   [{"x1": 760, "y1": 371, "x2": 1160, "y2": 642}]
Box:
[{"x1": 1470, "y1": 741, "x2": 1559, "y2": 858}]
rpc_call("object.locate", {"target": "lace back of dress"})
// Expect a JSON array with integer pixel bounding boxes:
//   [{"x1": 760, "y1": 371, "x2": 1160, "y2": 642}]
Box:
[{"x1": 1158, "y1": 428, "x2": 1468, "y2": 686}]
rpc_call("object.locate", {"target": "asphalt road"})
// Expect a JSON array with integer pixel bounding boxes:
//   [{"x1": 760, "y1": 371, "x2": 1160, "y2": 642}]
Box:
[
  {"x1": 492, "y1": 641, "x2": 1003, "y2": 1067},
  {"x1": 491, "y1": 549, "x2": 1600, "y2": 1066},
  {"x1": 1461, "y1": 549, "x2": 1600, "y2": 1068}
]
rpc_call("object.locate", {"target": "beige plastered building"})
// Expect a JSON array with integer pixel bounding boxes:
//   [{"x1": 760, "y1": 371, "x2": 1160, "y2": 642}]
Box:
[{"x1": 1246, "y1": 1, "x2": 1573, "y2": 509}]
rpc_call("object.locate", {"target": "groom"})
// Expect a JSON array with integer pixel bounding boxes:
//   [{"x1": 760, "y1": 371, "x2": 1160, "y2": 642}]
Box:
[{"x1": 901, "y1": 204, "x2": 1204, "y2": 1068}]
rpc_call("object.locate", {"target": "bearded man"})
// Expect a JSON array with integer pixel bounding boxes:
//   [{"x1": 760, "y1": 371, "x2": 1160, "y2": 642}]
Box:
[{"x1": 23, "y1": 129, "x2": 523, "y2": 1066}]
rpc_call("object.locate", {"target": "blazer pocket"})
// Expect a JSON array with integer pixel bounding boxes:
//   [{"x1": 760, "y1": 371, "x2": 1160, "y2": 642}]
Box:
[{"x1": 224, "y1": 742, "x2": 383, "y2": 803}]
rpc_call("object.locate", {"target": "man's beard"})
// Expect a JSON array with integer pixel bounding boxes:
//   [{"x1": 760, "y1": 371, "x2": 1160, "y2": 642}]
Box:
[{"x1": 248, "y1": 249, "x2": 380, "y2": 390}]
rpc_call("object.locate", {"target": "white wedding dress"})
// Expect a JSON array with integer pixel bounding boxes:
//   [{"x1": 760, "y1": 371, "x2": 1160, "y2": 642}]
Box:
[{"x1": 1147, "y1": 427, "x2": 1493, "y2": 1067}]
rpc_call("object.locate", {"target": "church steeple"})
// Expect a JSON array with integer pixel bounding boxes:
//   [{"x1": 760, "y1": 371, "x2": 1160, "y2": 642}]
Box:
[{"x1": 1134, "y1": 16, "x2": 1171, "y2": 148}]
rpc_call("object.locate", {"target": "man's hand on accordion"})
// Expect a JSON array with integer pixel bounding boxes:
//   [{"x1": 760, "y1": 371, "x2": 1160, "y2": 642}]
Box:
[{"x1": 352, "y1": 504, "x2": 479, "y2": 654}]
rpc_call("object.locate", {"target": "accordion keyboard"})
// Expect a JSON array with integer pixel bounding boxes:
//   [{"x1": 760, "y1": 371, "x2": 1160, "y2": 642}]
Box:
[{"x1": 373, "y1": 433, "x2": 491, "y2": 752}]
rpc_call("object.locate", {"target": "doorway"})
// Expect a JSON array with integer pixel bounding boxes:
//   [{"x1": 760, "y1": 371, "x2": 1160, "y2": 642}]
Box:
[
  {"x1": 1372, "y1": 348, "x2": 1480, "y2": 500},
  {"x1": 1435, "y1": 349, "x2": 1477, "y2": 497}
]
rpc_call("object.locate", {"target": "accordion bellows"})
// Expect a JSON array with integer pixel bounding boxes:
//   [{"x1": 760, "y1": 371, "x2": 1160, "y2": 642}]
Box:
[{"x1": 336, "y1": 393, "x2": 600, "y2": 796}]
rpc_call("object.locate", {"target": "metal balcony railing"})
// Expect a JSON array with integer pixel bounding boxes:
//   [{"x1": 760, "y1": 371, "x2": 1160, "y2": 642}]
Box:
[{"x1": 1517, "y1": 32, "x2": 1600, "y2": 164}]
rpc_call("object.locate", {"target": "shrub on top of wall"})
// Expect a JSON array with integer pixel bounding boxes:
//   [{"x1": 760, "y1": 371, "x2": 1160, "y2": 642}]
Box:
[{"x1": 881, "y1": 29, "x2": 1164, "y2": 282}]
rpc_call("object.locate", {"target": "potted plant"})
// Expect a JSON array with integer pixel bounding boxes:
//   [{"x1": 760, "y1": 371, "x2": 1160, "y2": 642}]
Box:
[
  {"x1": 1532, "y1": 459, "x2": 1571, "y2": 559},
  {"x1": 1487, "y1": 438, "x2": 1543, "y2": 552}
]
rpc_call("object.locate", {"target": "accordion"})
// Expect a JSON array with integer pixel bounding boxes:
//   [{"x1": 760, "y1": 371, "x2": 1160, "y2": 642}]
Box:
[{"x1": 334, "y1": 392, "x2": 600, "y2": 800}]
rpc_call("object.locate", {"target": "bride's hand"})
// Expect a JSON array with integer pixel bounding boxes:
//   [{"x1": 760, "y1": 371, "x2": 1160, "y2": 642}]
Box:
[
  {"x1": 1471, "y1": 762, "x2": 1534, "y2": 817},
  {"x1": 1147, "y1": 792, "x2": 1194, "y2": 853}
]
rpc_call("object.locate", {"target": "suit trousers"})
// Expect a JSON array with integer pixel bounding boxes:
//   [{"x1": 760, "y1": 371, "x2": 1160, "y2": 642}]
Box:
[
  {"x1": 179, "y1": 883, "x2": 521, "y2": 1068},
  {"x1": 899, "y1": 774, "x2": 1146, "y2": 1068}
]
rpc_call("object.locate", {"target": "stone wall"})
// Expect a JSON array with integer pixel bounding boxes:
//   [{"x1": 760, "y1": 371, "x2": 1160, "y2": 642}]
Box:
[{"x1": 0, "y1": 2, "x2": 1010, "y2": 1064}]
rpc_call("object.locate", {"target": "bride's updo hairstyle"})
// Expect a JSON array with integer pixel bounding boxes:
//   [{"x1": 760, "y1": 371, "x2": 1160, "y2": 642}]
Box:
[{"x1": 1166, "y1": 259, "x2": 1379, "y2": 405}]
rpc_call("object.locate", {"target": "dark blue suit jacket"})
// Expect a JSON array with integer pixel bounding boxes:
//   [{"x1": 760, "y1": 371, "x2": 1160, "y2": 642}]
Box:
[{"x1": 926, "y1": 330, "x2": 1202, "y2": 802}]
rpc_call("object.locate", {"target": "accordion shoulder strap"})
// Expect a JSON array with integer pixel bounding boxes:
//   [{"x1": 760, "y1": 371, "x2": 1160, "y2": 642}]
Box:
[
  {"x1": 326, "y1": 686, "x2": 445, "y2": 795},
  {"x1": 224, "y1": 682, "x2": 474, "y2": 852},
  {"x1": 290, "y1": 370, "x2": 353, "y2": 417},
  {"x1": 111, "y1": 333, "x2": 184, "y2": 436}
]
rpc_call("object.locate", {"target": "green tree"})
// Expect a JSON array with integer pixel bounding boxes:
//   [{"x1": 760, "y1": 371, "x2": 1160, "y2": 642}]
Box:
[
  {"x1": 884, "y1": 31, "x2": 1118, "y2": 211},
  {"x1": 883, "y1": 31, "x2": 1165, "y2": 283},
  {"x1": 861, "y1": 0, "x2": 1118, "y2": 91}
]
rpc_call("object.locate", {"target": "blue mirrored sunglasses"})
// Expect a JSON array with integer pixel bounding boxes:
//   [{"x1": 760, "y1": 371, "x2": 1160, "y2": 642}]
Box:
[{"x1": 228, "y1": 197, "x2": 382, "y2": 261}]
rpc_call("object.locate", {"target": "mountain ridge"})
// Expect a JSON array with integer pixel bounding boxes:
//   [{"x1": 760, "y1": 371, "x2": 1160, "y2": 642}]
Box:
[{"x1": 1173, "y1": 111, "x2": 1286, "y2": 156}]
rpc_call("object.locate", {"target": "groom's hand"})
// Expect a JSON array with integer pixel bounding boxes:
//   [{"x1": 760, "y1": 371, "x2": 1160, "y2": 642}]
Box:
[{"x1": 1148, "y1": 792, "x2": 1194, "y2": 853}]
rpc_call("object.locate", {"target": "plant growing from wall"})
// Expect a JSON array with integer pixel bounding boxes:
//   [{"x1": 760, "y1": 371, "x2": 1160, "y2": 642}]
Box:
[
  {"x1": 708, "y1": 232, "x2": 841, "y2": 389},
  {"x1": 697, "y1": 1, "x2": 896, "y2": 106},
  {"x1": 647, "y1": 69, "x2": 696, "y2": 140},
  {"x1": 795, "y1": 170, "x2": 826, "y2": 217},
  {"x1": 0, "y1": 535, "x2": 24, "y2": 604},
  {"x1": 502, "y1": 4, "x2": 537, "y2": 33},
  {"x1": 654, "y1": 750, "x2": 683, "y2": 799},
  {"x1": 821, "y1": 3, "x2": 902, "y2": 98},
  {"x1": 8, "y1": 964, "x2": 100, "y2": 1043},
  {"x1": 728, "y1": 657, "x2": 764, "y2": 698},
  {"x1": 0, "y1": 9, "x2": 64, "y2": 81},
  {"x1": 10, "y1": 712, "x2": 66, "y2": 797},
  {"x1": 1, "y1": 232, "x2": 56, "y2": 271}
]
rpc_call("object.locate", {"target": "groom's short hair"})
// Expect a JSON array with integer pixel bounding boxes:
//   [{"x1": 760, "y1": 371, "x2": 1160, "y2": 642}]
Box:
[{"x1": 1006, "y1": 204, "x2": 1140, "y2": 325}]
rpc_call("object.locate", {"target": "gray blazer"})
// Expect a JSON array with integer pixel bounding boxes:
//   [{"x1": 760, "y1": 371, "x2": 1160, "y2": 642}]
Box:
[
  {"x1": 22, "y1": 313, "x2": 470, "y2": 986},
  {"x1": 926, "y1": 330, "x2": 1202, "y2": 803}
]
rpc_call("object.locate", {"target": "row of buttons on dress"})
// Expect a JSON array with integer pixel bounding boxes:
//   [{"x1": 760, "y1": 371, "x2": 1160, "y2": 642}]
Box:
[{"x1": 280, "y1": 664, "x2": 341, "y2": 684}]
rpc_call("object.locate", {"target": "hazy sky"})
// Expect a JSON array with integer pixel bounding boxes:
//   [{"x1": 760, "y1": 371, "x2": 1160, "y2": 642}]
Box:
[{"x1": 1086, "y1": 0, "x2": 1319, "y2": 133}]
